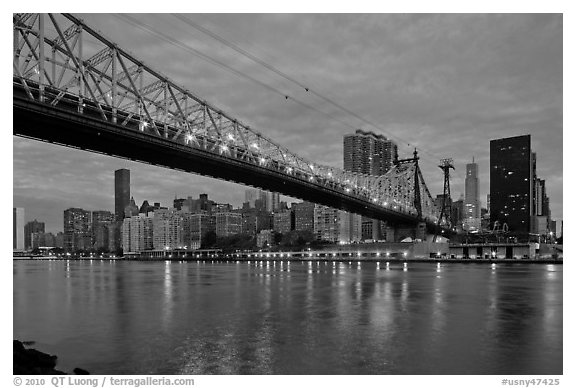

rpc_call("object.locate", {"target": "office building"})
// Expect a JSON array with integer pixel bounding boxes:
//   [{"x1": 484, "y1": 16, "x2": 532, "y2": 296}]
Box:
[
  {"x1": 92, "y1": 210, "x2": 114, "y2": 250},
  {"x1": 63, "y1": 208, "x2": 92, "y2": 251},
  {"x1": 490, "y1": 135, "x2": 534, "y2": 233},
  {"x1": 24, "y1": 219, "x2": 45, "y2": 250},
  {"x1": 114, "y1": 169, "x2": 130, "y2": 221},
  {"x1": 464, "y1": 159, "x2": 481, "y2": 231},
  {"x1": 245, "y1": 189, "x2": 281, "y2": 212},
  {"x1": 13, "y1": 208, "x2": 25, "y2": 251}
]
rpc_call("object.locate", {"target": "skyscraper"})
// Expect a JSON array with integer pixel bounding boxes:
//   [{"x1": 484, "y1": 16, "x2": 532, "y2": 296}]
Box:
[
  {"x1": 114, "y1": 169, "x2": 130, "y2": 221},
  {"x1": 13, "y1": 208, "x2": 25, "y2": 251},
  {"x1": 24, "y1": 219, "x2": 45, "y2": 249},
  {"x1": 63, "y1": 208, "x2": 92, "y2": 252},
  {"x1": 343, "y1": 129, "x2": 398, "y2": 240},
  {"x1": 464, "y1": 158, "x2": 481, "y2": 231},
  {"x1": 490, "y1": 135, "x2": 535, "y2": 233}
]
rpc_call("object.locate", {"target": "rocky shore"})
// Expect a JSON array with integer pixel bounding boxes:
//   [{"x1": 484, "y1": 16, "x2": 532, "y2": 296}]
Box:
[{"x1": 13, "y1": 340, "x2": 89, "y2": 375}]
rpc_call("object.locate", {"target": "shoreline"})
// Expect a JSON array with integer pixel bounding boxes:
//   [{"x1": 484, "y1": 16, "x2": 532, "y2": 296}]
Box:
[{"x1": 14, "y1": 257, "x2": 563, "y2": 264}]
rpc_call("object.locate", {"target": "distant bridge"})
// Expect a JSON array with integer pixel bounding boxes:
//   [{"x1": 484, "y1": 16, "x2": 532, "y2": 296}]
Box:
[{"x1": 13, "y1": 13, "x2": 441, "y2": 232}]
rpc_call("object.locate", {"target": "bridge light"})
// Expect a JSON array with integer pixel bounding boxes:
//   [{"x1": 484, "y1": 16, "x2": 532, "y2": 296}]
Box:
[
  {"x1": 384, "y1": 202, "x2": 388, "y2": 206},
  {"x1": 220, "y1": 144, "x2": 229, "y2": 152},
  {"x1": 227, "y1": 133, "x2": 235, "y2": 141},
  {"x1": 252, "y1": 142, "x2": 259, "y2": 149},
  {"x1": 286, "y1": 167, "x2": 293, "y2": 174},
  {"x1": 345, "y1": 188, "x2": 351, "y2": 193},
  {"x1": 259, "y1": 157, "x2": 266, "y2": 165}
]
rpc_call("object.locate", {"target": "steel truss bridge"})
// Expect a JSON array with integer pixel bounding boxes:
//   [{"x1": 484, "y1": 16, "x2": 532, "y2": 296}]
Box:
[{"x1": 13, "y1": 13, "x2": 441, "y2": 228}]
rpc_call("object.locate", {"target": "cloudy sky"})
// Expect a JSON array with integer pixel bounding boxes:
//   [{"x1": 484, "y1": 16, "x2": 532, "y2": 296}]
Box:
[{"x1": 12, "y1": 13, "x2": 563, "y2": 234}]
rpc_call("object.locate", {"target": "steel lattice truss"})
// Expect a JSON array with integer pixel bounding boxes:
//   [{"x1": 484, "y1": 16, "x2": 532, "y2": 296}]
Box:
[{"x1": 13, "y1": 13, "x2": 440, "y2": 223}]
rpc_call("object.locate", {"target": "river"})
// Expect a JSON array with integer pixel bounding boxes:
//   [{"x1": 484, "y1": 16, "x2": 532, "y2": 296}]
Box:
[{"x1": 13, "y1": 259, "x2": 562, "y2": 374}]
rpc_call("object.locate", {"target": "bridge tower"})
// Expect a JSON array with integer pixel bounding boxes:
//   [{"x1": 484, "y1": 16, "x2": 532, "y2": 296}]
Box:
[{"x1": 434, "y1": 158, "x2": 455, "y2": 242}]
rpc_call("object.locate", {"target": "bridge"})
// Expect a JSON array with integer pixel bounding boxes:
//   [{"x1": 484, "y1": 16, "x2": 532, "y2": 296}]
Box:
[{"x1": 13, "y1": 13, "x2": 442, "y2": 238}]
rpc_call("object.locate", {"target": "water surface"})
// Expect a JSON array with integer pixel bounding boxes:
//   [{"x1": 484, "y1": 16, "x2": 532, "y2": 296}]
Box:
[{"x1": 13, "y1": 260, "x2": 562, "y2": 374}]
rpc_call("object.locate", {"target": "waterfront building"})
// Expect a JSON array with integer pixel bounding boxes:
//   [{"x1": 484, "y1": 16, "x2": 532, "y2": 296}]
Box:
[
  {"x1": 114, "y1": 169, "x2": 130, "y2": 221},
  {"x1": 182, "y1": 213, "x2": 214, "y2": 250},
  {"x1": 31, "y1": 232, "x2": 56, "y2": 249},
  {"x1": 152, "y1": 209, "x2": 183, "y2": 250},
  {"x1": 464, "y1": 159, "x2": 481, "y2": 231},
  {"x1": 107, "y1": 222, "x2": 121, "y2": 253},
  {"x1": 490, "y1": 135, "x2": 534, "y2": 233},
  {"x1": 13, "y1": 208, "x2": 25, "y2": 251},
  {"x1": 273, "y1": 210, "x2": 293, "y2": 234},
  {"x1": 63, "y1": 208, "x2": 92, "y2": 252},
  {"x1": 92, "y1": 210, "x2": 114, "y2": 250},
  {"x1": 293, "y1": 201, "x2": 315, "y2": 232},
  {"x1": 215, "y1": 212, "x2": 242, "y2": 237},
  {"x1": 344, "y1": 129, "x2": 398, "y2": 240},
  {"x1": 241, "y1": 207, "x2": 272, "y2": 235},
  {"x1": 314, "y1": 205, "x2": 362, "y2": 243},
  {"x1": 122, "y1": 213, "x2": 154, "y2": 253},
  {"x1": 24, "y1": 219, "x2": 45, "y2": 250}
]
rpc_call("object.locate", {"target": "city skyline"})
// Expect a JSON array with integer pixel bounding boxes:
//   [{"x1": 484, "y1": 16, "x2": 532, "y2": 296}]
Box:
[{"x1": 13, "y1": 14, "x2": 562, "y2": 234}]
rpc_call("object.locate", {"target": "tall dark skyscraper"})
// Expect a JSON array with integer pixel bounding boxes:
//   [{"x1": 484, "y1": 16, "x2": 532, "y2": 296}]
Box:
[
  {"x1": 490, "y1": 135, "x2": 535, "y2": 233},
  {"x1": 115, "y1": 169, "x2": 130, "y2": 221},
  {"x1": 343, "y1": 129, "x2": 398, "y2": 240}
]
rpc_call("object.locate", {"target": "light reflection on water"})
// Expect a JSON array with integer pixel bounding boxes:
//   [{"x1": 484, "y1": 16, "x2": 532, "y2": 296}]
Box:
[{"x1": 13, "y1": 260, "x2": 562, "y2": 375}]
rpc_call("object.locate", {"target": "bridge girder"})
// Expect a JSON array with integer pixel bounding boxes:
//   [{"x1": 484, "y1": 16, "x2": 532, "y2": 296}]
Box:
[{"x1": 13, "y1": 13, "x2": 441, "y2": 226}]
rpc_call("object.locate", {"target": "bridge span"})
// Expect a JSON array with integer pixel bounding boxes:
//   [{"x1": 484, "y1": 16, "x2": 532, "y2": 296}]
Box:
[{"x1": 13, "y1": 13, "x2": 442, "y2": 232}]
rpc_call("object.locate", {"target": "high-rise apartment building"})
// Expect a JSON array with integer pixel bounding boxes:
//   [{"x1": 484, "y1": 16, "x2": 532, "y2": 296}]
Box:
[
  {"x1": 314, "y1": 205, "x2": 361, "y2": 243},
  {"x1": 122, "y1": 213, "x2": 154, "y2": 253},
  {"x1": 293, "y1": 202, "x2": 315, "y2": 232},
  {"x1": 114, "y1": 169, "x2": 130, "y2": 221},
  {"x1": 344, "y1": 129, "x2": 398, "y2": 175},
  {"x1": 273, "y1": 210, "x2": 293, "y2": 234},
  {"x1": 464, "y1": 159, "x2": 481, "y2": 231},
  {"x1": 63, "y1": 208, "x2": 92, "y2": 251},
  {"x1": 344, "y1": 129, "x2": 398, "y2": 240},
  {"x1": 24, "y1": 219, "x2": 45, "y2": 249},
  {"x1": 490, "y1": 135, "x2": 535, "y2": 233},
  {"x1": 13, "y1": 208, "x2": 25, "y2": 251},
  {"x1": 215, "y1": 212, "x2": 242, "y2": 237},
  {"x1": 182, "y1": 213, "x2": 214, "y2": 250},
  {"x1": 152, "y1": 209, "x2": 183, "y2": 250}
]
